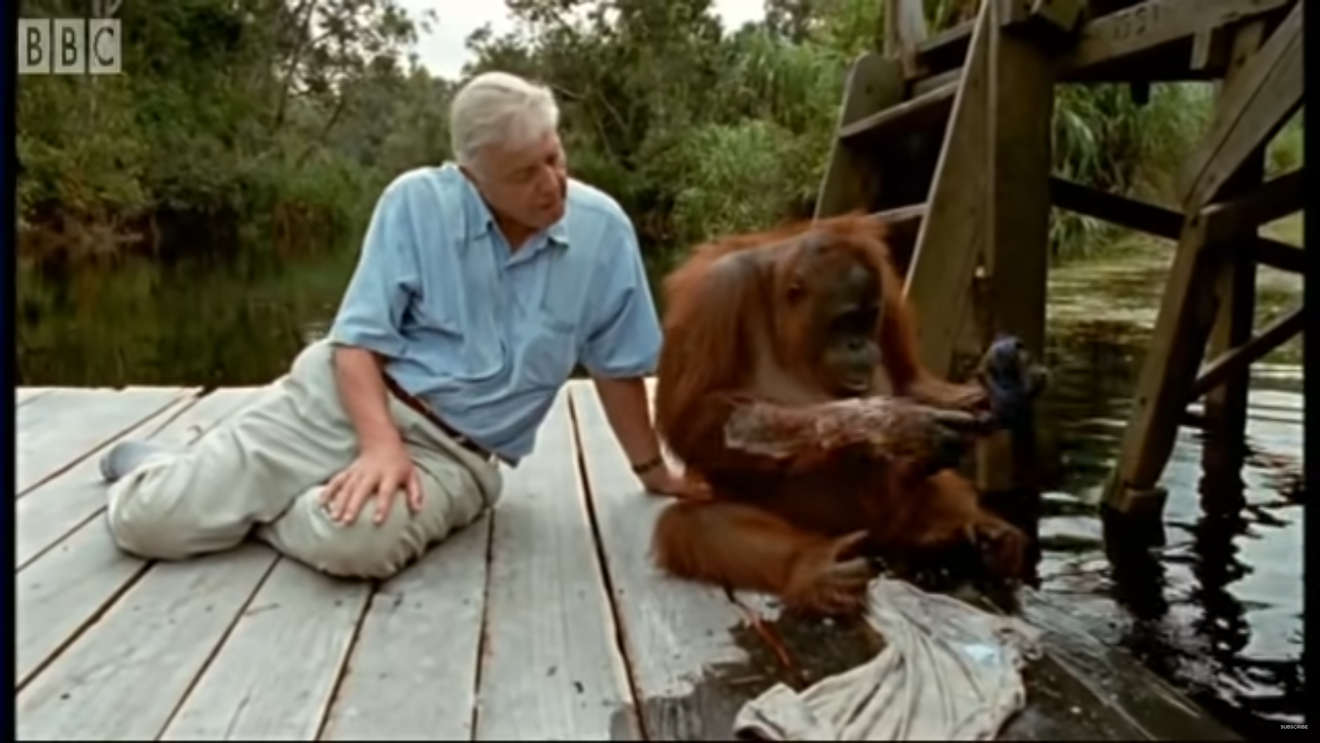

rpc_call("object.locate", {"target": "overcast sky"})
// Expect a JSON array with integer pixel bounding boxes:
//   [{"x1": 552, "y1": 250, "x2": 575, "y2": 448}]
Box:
[{"x1": 400, "y1": 1, "x2": 769, "y2": 78}]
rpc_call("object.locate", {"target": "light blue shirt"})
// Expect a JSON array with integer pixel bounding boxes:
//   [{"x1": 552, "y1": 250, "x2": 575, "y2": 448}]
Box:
[{"x1": 328, "y1": 164, "x2": 661, "y2": 465}]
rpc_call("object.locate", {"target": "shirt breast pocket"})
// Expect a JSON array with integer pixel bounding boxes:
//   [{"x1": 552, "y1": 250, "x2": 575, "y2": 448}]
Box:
[
  {"x1": 410, "y1": 295, "x2": 502, "y2": 379},
  {"x1": 522, "y1": 254, "x2": 590, "y2": 387},
  {"x1": 521, "y1": 314, "x2": 579, "y2": 389}
]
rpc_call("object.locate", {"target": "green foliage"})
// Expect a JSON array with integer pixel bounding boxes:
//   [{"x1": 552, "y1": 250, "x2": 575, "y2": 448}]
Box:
[
  {"x1": 16, "y1": 0, "x2": 1299, "y2": 269},
  {"x1": 1050, "y1": 82, "x2": 1215, "y2": 259}
]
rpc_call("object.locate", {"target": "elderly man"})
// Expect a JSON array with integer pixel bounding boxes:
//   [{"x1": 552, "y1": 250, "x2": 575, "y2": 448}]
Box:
[{"x1": 99, "y1": 71, "x2": 699, "y2": 579}]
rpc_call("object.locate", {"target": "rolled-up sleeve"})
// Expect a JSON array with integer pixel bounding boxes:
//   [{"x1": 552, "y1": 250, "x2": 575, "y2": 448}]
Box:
[
  {"x1": 327, "y1": 178, "x2": 420, "y2": 359},
  {"x1": 581, "y1": 216, "x2": 662, "y2": 379}
]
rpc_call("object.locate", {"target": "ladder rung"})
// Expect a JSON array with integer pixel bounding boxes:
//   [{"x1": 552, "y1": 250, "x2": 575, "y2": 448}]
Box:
[
  {"x1": 912, "y1": 19, "x2": 973, "y2": 74},
  {"x1": 869, "y1": 204, "x2": 927, "y2": 230},
  {"x1": 839, "y1": 81, "x2": 957, "y2": 143}
]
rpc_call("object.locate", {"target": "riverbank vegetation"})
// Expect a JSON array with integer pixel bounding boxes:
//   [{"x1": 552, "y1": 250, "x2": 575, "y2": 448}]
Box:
[
  {"x1": 19, "y1": 0, "x2": 1302, "y2": 265},
  {"x1": 17, "y1": 0, "x2": 1304, "y2": 386}
]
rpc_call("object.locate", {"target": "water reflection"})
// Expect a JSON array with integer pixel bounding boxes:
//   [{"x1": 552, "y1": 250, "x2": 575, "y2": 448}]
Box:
[
  {"x1": 15, "y1": 247, "x2": 1305, "y2": 737},
  {"x1": 1037, "y1": 330, "x2": 1304, "y2": 737}
]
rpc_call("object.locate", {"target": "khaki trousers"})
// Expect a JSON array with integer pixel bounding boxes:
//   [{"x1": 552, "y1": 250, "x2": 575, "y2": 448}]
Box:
[{"x1": 105, "y1": 339, "x2": 503, "y2": 579}]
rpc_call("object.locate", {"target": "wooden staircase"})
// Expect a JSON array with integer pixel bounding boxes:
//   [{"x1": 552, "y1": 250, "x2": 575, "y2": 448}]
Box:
[{"x1": 813, "y1": 0, "x2": 1307, "y2": 528}]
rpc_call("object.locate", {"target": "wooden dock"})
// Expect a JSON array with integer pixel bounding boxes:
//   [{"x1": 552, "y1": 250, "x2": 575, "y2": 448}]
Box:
[{"x1": 15, "y1": 382, "x2": 1241, "y2": 741}]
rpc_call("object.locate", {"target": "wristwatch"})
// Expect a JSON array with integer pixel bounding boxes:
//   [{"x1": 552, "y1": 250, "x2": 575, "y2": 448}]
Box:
[{"x1": 631, "y1": 455, "x2": 664, "y2": 476}]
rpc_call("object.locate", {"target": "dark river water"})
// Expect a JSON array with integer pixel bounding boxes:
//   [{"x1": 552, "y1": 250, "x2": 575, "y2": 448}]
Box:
[{"x1": 17, "y1": 242, "x2": 1305, "y2": 738}]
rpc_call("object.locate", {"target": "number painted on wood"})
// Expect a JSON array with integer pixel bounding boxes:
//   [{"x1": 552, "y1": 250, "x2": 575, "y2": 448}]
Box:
[{"x1": 1110, "y1": 2, "x2": 1164, "y2": 42}]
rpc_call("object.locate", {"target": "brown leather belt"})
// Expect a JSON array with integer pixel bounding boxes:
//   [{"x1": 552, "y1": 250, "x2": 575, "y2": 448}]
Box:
[{"x1": 382, "y1": 374, "x2": 495, "y2": 463}]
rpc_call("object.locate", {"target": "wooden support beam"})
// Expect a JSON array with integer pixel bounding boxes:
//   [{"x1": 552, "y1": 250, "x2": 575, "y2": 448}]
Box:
[
  {"x1": 813, "y1": 53, "x2": 905, "y2": 219},
  {"x1": 1190, "y1": 28, "x2": 1219, "y2": 70},
  {"x1": 1048, "y1": 177, "x2": 1305, "y2": 273},
  {"x1": 1211, "y1": 168, "x2": 1303, "y2": 230},
  {"x1": 1104, "y1": 202, "x2": 1241, "y2": 514},
  {"x1": 838, "y1": 81, "x2": 957, "y2": 143},
  {"x1": 1179, "y1": 1, "x2": 1303, "y2": 209},
  {"x1": 1193, "y1": 16, "x2": 1289, "y2": 513},
  {"x1": 973, "y1": 0, "x2": 1056, "y2": 566},
  {"x1": 1198, "y1": 23, "x2": 1265, "y2": 509},
  {"x1": 1191, "y1": 306, "x2": 1305, "y2": 399},
  {"x1": 1061, "y1": 0, "x2": 1294, "y2": 76},
  {"x1": 999, "y1": 0, "x2": 1087, "y2": 46},
  {"x1": 903, "y1": 0, "x2": 1293, "y2": 87},
  {"x1": 905, "y1": 0, "x2": 994, "y2": 376}
]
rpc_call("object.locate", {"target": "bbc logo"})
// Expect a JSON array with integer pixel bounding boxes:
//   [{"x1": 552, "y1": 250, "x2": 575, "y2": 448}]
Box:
[{"x1": 17, "y1": 18, "x2": 122, "y2": 75}]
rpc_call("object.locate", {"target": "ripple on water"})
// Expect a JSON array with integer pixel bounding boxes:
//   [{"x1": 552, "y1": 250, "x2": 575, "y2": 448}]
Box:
[{"x1": 1031, "y1": 316, "x2": 1303, "y2": 737}]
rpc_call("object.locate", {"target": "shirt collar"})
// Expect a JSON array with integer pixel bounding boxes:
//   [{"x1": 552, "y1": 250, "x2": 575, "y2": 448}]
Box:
[{"x1": 452, "y1": 163, "x2": 571, "y2": 251}]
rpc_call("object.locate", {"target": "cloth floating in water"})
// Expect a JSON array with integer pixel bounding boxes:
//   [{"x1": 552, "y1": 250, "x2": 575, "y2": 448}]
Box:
[{"x1": 733, "y1": 577, "x2": 1042, "y2": 741}]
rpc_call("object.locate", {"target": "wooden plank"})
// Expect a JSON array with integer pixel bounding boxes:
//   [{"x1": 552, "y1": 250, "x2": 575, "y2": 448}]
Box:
[
  {"x1": 16, "y1": 386, "x2": 198, "y2": 496},
  {"x1": 814, "y1": 52, "x2": 904, "y2": 218},
  {"x1": 15, "y1": 389, "x2": 68, "y2": 436},
  {"x1": 16, "y1": 387, "x2": 53, "y2": 406},
  {"x1": 16, "y1": 545, "x2": 279, "y2": 740},
  {"x1": 838, "y1": 80, "x2": 957, "y2": 142},
  {"x1": 15, "y1": 389, "x2": 271, "y2": 687},
  {"x1": 974, "y1": 0, "x2": 1056, "y2": 526},
  {"x1": 1013, "y1": 590, "x2": 1242, "y2": 741},
  {"x1": 320, "y1": 518, "x2": 492, "y2": 741},
  {"x1": 1197, "y1": 20, "x2": 1267, "y2": 512},
  {"x1": 1048, "y1": 177, "x2": 1306, "y2": 273},
  {"x1": 569, "y1": 380, "x2": 779, "y2": 741},
  {"x1": 16, "y1": 515, "x2": 150, "y2": 690},
  {"x1": 904, "y1": 0, "x2": 995, "y2": 376},
  {"x1": 911, "y1": 65, "x2": 962, "y2": 97},
  {"x1": 1214, "y1": 168, "x2": 1303, "y2": 229},
  {"x1": 1060, "y1": 0, "x2": 1293, "y2": 75},
  {"x1": 158, "y1": 559, "x2": 371, "y2": 740},
  {"x1": 1179, "y1": 1, "x2": 1303, "y2": 209},
  {"x1": 1192, "y1": 305, "x2": 1305, "y2": 399},
  {"x1": 16, "y1": 388, "x2": 268, "y2": 570},
  {"x1": 474, "y1": 388, "x2": 637, "y2": 740},
  {"x1": 1106, "y1": 205, "x2": 1240, "y2": 512}
]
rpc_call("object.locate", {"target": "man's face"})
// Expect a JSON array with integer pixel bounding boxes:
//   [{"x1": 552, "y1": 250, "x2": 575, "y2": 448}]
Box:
[{"x1": 467, "y1": 130, "x2": 568, "y2": 233}]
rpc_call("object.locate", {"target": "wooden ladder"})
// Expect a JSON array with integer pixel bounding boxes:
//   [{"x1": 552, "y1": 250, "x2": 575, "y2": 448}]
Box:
[
  {"x1": 812, "y1": 0, "x2": 1306, "y2": 529},
  {"x1": 814, "y1": 0, "x2": 1082, "y2": 497}
]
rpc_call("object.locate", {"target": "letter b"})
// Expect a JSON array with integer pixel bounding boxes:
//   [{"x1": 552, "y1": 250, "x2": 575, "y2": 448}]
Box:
[
  {"x1": 53, "y1": 18, "x2": 84, "y2": 74},
  {"x1": 17, "y1": 19, "x2": 52, "y2": 75}
]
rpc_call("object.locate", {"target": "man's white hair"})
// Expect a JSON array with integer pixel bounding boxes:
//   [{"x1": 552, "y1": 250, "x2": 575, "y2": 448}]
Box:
[{"x1": 449, "y1": 71, "x2": 561, "y2": 172}]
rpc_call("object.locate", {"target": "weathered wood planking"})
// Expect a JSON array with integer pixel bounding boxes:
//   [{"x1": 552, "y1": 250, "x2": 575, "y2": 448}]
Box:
[
  {"x1": 903, "y1": 0, "x2": 993, "y2": 377},
  {"x1": 16, "y1": 388, "x2": 267, "y2": 570},
  {"x1": 570, "y1": 381, "x2": 774, "y2": 741},
  {"x1": 159, "y1": 559, "x2": 370, "y2": 740},
  {"x1": 1009, "y1": 590, "x2": 1243, "y2": 741},
  {"x1": 15, "y1": 388, "x2": 269, "y2": 691},
  {"x1": 1061, "y1": 0, "x2": 1295, "y2": 76},
  {"x1": 16, "y1": 387, "x2": 53, "y2": 406},
  {"x1": 320, "y1": 517, "x2": 492, "y2": 741},
  {"x1": 1180, "y1": 2, "x2": 1303, "y2": 210},
  {"x1": 16, "y1": 545, "x2": 279, "y2": 741},
  {"x1": 475, "y1": 389, "x2": 639, "y2": 740},
  {"x1": 16, "y1": 387, "x2": 198, "y2": 495}
]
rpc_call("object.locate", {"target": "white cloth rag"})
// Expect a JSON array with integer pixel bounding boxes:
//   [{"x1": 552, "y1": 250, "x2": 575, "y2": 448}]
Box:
[{"x1": 733, "y1": 577, "x2": 1043, "y2": 741}]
